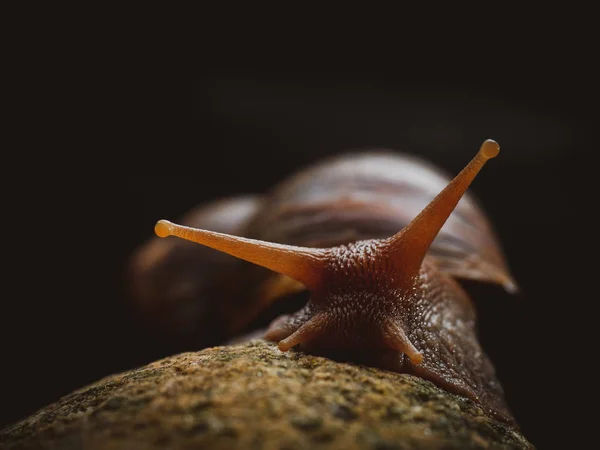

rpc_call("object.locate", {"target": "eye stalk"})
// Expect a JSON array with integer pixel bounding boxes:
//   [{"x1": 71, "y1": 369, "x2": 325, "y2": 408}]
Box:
[
  {"x1": 154, "y1": 220, "x2": 329, "y2": 291},
  {"x1": 384, "y1": 139, "x2": 500, "y2": 286}
]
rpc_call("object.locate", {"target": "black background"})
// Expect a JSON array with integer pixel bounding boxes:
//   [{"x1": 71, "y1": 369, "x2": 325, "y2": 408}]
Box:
[{"x1": 2, "y1": 50, "x2": 596, "y2": 450}]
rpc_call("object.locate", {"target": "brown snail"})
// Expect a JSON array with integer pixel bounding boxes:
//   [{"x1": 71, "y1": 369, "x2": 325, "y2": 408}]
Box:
[{"x1": 129, "y1": 139, "x2": 518, "y2": 424}]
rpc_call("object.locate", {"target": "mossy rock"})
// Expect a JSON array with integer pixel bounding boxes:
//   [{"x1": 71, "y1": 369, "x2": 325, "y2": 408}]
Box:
[{"x1": 1, "y1": 340, "x2": 533, "y2": 449}]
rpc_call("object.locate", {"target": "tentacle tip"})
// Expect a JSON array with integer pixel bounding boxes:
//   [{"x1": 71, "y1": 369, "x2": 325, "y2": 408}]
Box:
[
  {"x1": 480, "y1": 139, "x2": 500, "y2": 159},
  {"x1": 277, "y1": 341, "x2": 293, "y2": 352},
  {"x1": 503, "y1": 279, "x2": 521, "y2": 295},
  {"x1": 154, "y1": 220, "x2": 173, "y2": 238},
  {"x1": 409, "y1": 352, "x2": 424, "y2": 365}
]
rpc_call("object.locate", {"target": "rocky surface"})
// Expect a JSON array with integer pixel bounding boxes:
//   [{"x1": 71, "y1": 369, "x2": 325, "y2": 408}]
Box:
[{"x1": 1, "y1": 340, "x2": 533, "y2": 449}]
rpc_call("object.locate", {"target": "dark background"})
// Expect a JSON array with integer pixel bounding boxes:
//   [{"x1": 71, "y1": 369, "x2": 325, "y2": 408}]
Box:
[{"x1": 2, "y1": 61, "x2": 595, "y2": 450}]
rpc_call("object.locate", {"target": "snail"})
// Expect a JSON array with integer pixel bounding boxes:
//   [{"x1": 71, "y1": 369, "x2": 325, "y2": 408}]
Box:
[{"x1": 129, "y1": 139, "x2": 518, "y2": 424}]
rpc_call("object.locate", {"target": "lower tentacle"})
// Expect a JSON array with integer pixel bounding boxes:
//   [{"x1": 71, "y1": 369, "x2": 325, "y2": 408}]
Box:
[{"x1": 277, "y1": 313, "x2": 328, "y2": 351}]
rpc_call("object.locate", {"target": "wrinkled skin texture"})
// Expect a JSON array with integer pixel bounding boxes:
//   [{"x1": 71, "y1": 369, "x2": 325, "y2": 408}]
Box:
[{"x1": 263, "y1": 240, "x2": 513, "y2": 424}]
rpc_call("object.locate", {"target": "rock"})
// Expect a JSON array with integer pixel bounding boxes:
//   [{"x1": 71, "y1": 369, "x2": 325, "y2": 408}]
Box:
[{"x1": 1, "y1": 340, "x2": 533, "y2": 449}]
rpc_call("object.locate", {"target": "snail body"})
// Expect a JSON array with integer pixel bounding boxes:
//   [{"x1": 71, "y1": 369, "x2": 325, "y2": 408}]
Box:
[{"x1": 130, "y1": 140, "x2": 518, "y2": 424}]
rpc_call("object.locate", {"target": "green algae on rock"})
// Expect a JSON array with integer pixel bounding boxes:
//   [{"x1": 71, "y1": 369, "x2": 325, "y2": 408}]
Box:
[{"x1": 1, "y1": 340, "x2": 533, "y2": 450}]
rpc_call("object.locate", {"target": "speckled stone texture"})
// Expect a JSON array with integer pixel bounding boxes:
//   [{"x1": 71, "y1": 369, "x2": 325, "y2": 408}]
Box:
[{"x1": 1, "y1": 340, "x2": 533, "y2": 450}]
